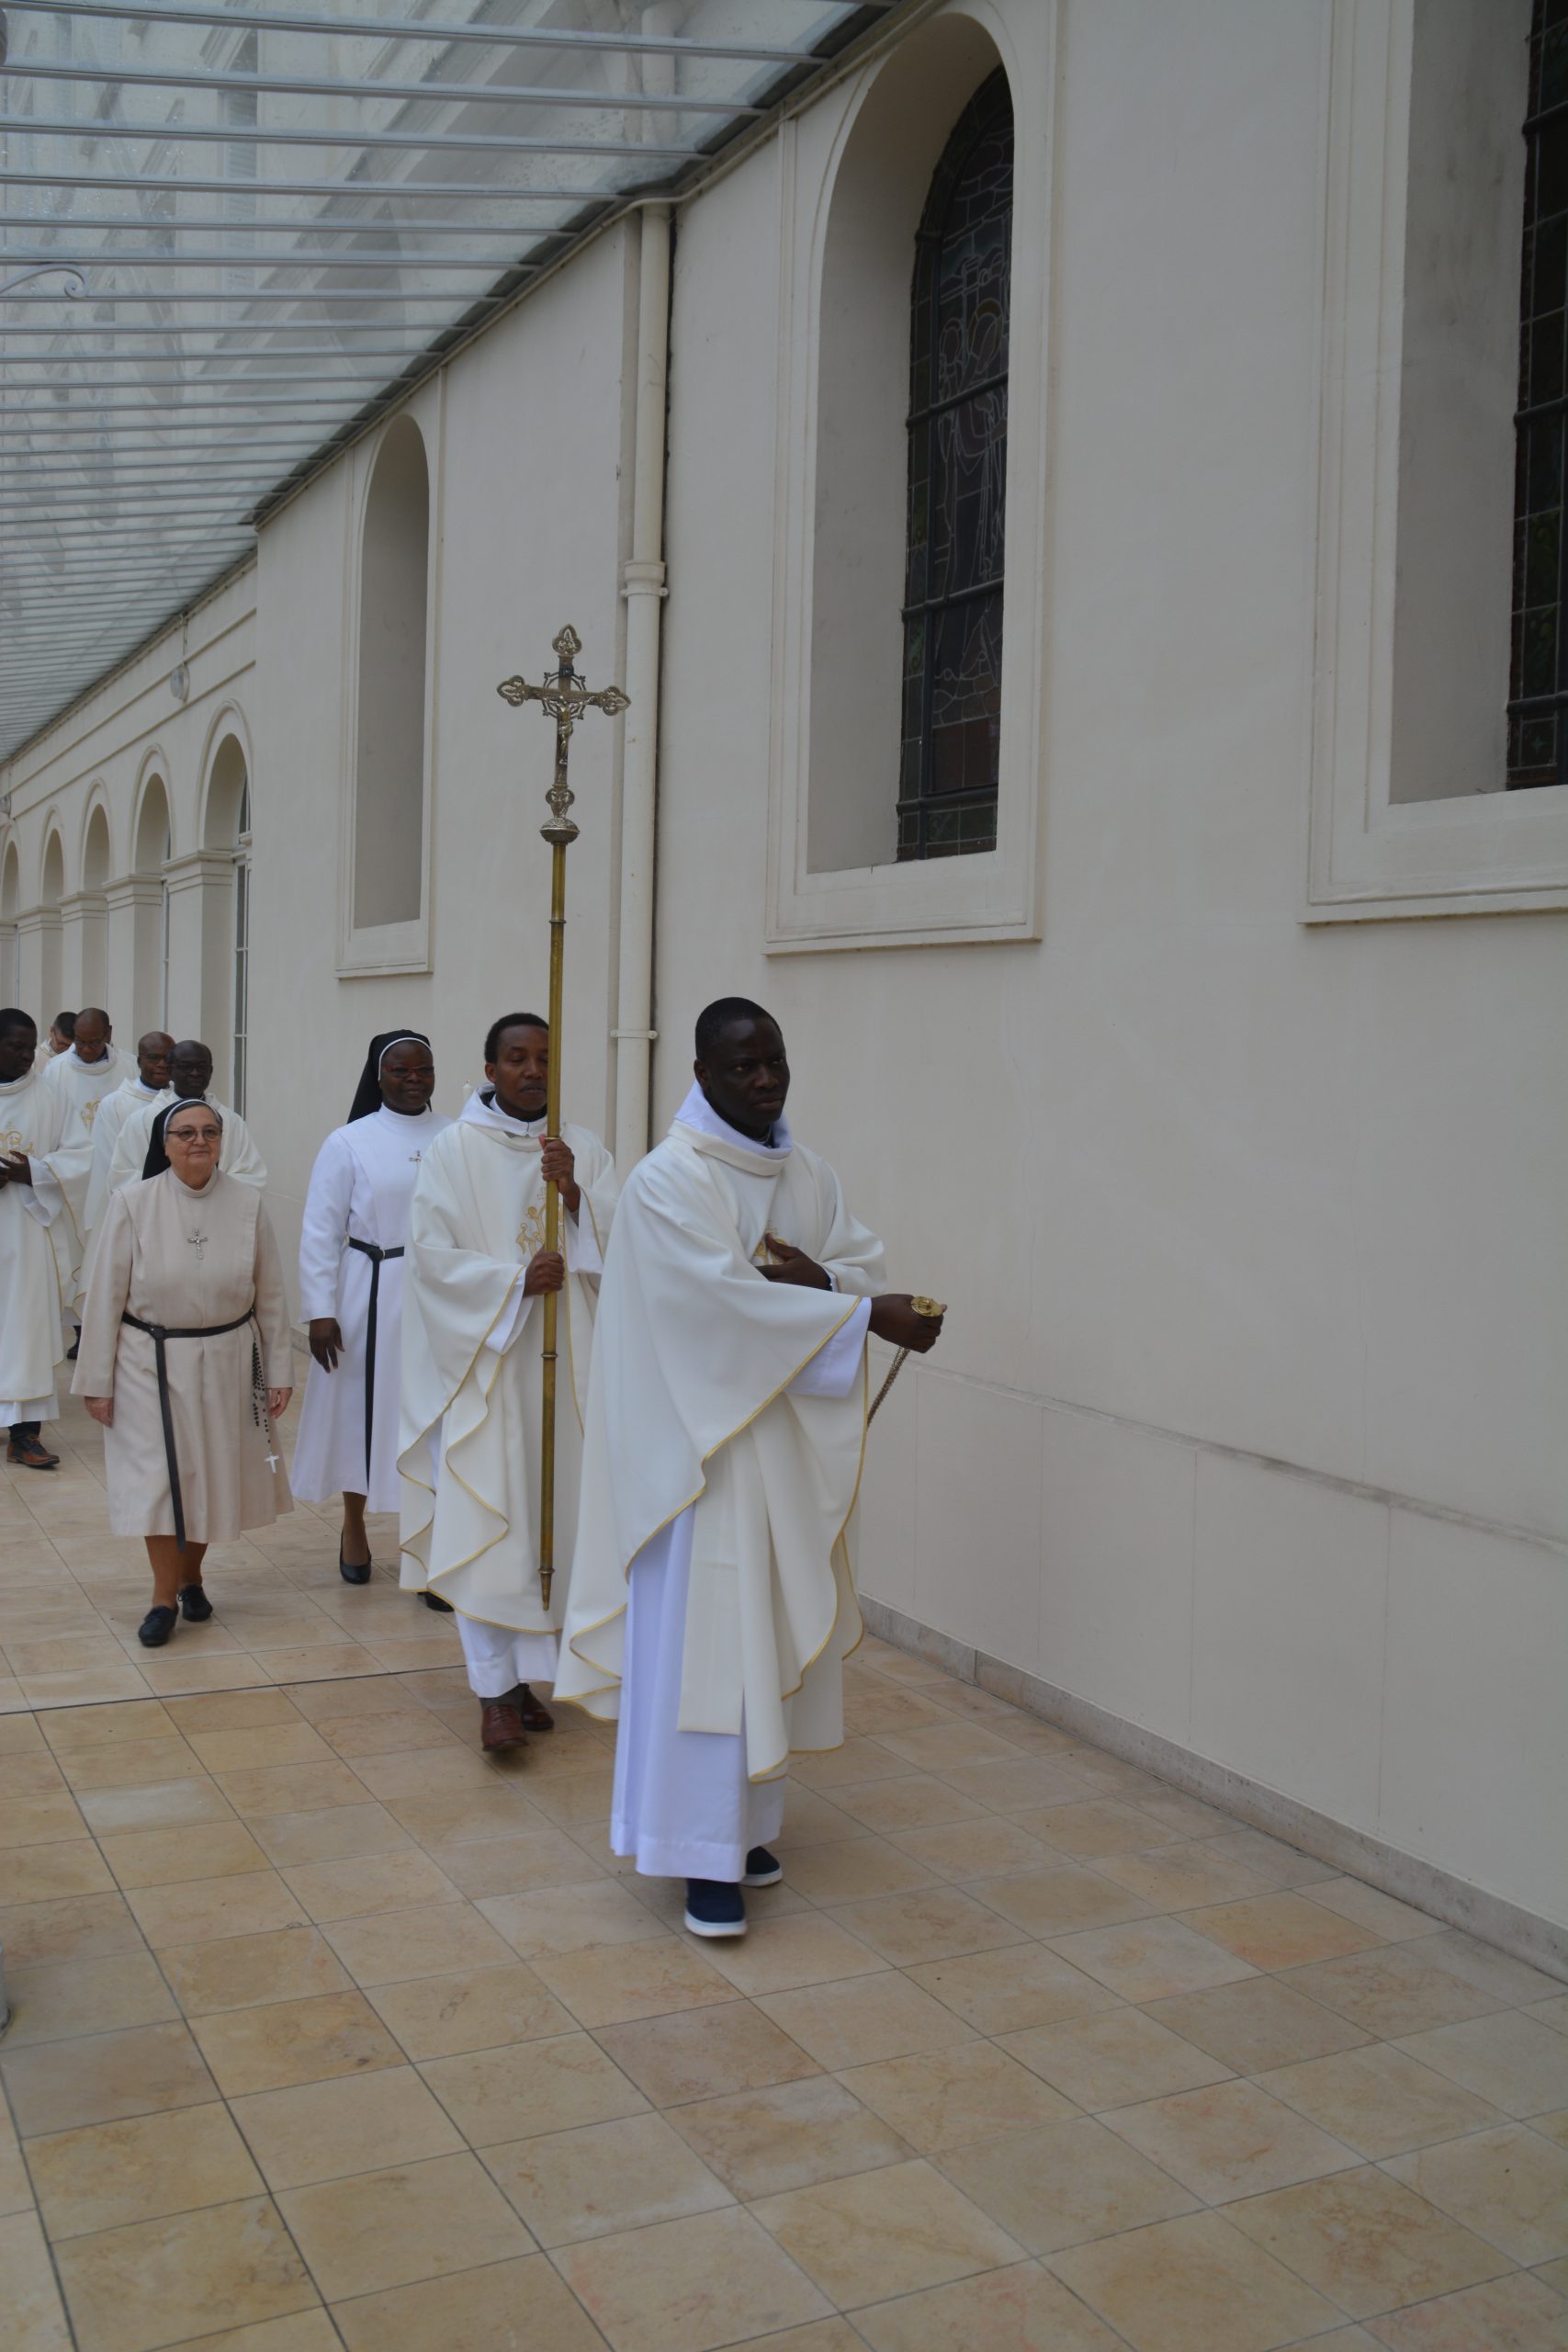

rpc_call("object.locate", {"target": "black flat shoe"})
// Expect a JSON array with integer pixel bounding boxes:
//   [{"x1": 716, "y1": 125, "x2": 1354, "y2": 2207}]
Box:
[
  {"x1": 743, "y1": 1847, "x2": 783, "y2": 1887},
  {"x1": 177, "y1": 1584, "x2": 212, "y2": 1623},
  {"x1": 339, "y1": 1549, "x2": 372, "y2": 1586},
  {"x1": 423, "y1": 1590, "x2": 454, "y2": 1613},
  {"x1": 138, "y1": 1605, "x2": 177, "y2": 1648},
  {"x1": 684, "y1": 1879, "x2": 746, "y2": 1938}
]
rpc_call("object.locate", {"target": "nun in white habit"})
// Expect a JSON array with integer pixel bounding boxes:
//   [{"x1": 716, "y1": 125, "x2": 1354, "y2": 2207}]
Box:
[{"x1": 290, "y1": 1032, "x2": 448, "y2": 1582}]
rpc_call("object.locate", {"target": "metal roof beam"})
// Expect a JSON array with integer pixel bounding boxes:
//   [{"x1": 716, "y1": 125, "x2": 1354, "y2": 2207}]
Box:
[
  {"x1": 0, "y1": 114, "x2": 697, "y2": 156},
  {"x1": 0, "y1": 249, "x2": 536, "y2": 266},
  {"x1": 4, "y1": 0, "x2": 828, "y2": 64},
  {"x1": 0, "y1": 170, "x2": 605, "y2": 198},
  {"x1": 0, "y1": 214, "x2": 575, "y2": 234},
  {"x1": 7, "y1": 62, "x2": 761, "y2": 114}
]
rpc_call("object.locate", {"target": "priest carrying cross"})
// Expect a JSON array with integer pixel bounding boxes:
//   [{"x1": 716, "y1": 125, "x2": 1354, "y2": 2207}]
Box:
[{"x1": 556, "y1": 999, "x2": 944, "y2": 1939}]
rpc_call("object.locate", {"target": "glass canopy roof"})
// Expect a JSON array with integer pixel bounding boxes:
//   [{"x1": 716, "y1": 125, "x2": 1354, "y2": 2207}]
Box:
[{"x1": 0, "y1": 0, "x2": 885, "y2": 758}]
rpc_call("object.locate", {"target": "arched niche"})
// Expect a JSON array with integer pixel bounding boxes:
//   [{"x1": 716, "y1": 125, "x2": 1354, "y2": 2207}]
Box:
[
  {"x1": 82, "y1": 800, "x2": 113, "y2": 891},
  {"x1": 199, "y1": 726, "x2": 253, "y2": 1109},
  {"x1": 353, "y1": 415, "x2": 430, "y2": 933},
  {"x1": 807, "y1": 14, "x2": 1010, "y2": 875},
  {"x1": 39, "y1": 830, "x2": 65, "y2": 1023},
  {"x1": 131, "y1": 771, "x2": 173, "y2": 1033},
  {"x1": 203, "y1": 731, "x2": 251, "y2": 849},
  {"x1": 134, "y1": 771, "x2": 173, "y2": 875},
  {"x1": 0, "y1": 840, "x2": 19, "y2": 1004}
]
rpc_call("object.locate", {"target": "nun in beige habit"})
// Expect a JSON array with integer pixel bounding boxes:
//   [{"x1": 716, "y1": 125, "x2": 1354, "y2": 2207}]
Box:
[{"x1": 74, "y1": 1099, "x2": 294, "y2": 1648}]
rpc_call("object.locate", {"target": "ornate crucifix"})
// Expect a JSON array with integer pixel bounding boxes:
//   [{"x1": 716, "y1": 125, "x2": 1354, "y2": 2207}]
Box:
[{"x1": 497, "y1": 624, "x2": 628, "y2": 1611}]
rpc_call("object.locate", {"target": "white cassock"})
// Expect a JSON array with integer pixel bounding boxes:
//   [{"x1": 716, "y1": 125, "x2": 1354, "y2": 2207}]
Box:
[
  {"x1": 39, "y1": 1046, "x2": 138, "y2": 1307},
  {"x1": 290, "y1": 1102, "x2": 450, "y2": 1512},
  {"x1": 399, "y1": 1090, "x2": 618, "y2": 1697},
  {"x1": 85, "y1": 1075, "x2": 164, "y2": 1241},
  {"x1": 557, "y1": 1086, "x2": 885, "y2": 1883},
  {"x1": 109, "y1": 1089, "x2": 267, "y2": 1196},
  {"x1": 0, "y1": 1066, "x2": 79, "y2": 1426}
]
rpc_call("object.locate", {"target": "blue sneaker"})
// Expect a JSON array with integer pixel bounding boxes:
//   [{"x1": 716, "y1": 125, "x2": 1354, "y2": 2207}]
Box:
[
  {"x1": 684, "y1": 1879, "x2": 746, "y2": 1938},
  {"x1": 743, "y1": 1847, "x2": 783, "y2": 1887}
]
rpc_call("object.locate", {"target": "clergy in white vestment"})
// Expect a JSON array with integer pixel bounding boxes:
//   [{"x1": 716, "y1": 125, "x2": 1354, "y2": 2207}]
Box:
[
  {"x1": 108, "y1": 1039, "x2": 266, "y2": 1196},
  {"x1": 74, "y1": 1099, "x2": 293, "y2": 1650},
  {"x1": 39, "y1": 1008, "x2": 138, "y2": 1313},
  {"x1": 291, "y1": 1031, "x2": 448, "y2": 1583},
  {"x1": 0, "y1": 1009, "x2": 81, "y2": 1471},
  {"x1": 43, "y1": 1012, "x2": 74, "y2": 1061},
  {"x1": 399, "y1": 1012, "x2": 618, "y2": 1752},
  {"x1": 84, "y1": 1032, "x2": 175, "y2": 1245},
  {"x1": 556, "y1": 998, "x2": 944, "y2": 1939}
]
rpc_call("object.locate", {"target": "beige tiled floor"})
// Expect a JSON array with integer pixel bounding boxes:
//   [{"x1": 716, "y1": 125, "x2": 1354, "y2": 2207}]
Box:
[{"x1": 2, "y1": 1401, "x2": 1566, "y2": 2349}]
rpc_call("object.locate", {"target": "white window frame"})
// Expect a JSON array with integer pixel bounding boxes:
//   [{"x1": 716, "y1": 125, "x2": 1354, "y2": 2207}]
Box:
[
  {"x1": 1303, "y1": 0, "x2": 1568, "y2": 920},
  {"x1": 337, "y1": 380, "x2": 442, "y2": 977},
  {"x1": 763, "y1": 0, "x2": 1057, "y2": 955}
]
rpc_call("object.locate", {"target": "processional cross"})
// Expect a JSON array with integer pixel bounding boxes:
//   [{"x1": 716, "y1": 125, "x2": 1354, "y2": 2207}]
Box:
[{"x1": 497, "y1": 625, "x2": 629, "y2": 1611}]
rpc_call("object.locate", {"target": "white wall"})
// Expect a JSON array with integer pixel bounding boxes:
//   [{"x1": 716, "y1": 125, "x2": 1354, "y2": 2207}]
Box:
[
  {"x1": 653, "y1": 0, "x2": 1568, "y2": 1929},
  {"x1": 4, "y1": 0, "x2": 1562, "y2": 1936}
]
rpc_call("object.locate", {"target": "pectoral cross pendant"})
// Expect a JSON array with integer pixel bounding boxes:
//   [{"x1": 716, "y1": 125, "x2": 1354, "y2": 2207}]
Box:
[{"x1": 186, "y1": 1229, "x2": 209, "y2": 1262}]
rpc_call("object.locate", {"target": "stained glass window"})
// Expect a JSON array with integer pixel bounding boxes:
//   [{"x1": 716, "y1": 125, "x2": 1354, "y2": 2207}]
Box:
[
  {"x1": 897, "y1": 71, "x2": 1013, "y2": 859},
  {"x1": 1509, "y1": 0, "x2": 1568, "y2": 786}
]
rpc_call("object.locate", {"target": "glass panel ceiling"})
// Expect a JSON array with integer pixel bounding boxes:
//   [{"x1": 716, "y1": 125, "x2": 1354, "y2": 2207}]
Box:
[{"x1": 0, "y1": 0, "x2": 884, "y2": 758}]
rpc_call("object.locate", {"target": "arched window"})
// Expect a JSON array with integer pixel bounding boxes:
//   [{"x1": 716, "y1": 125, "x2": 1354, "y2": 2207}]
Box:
[
  {"x1": 1509, "y1": 0, "x2": 1568, "y2": 786},
  {"x1": 898, "y1": 70, "x2": 1013, "y2": 860},
  {"x1": 354, "y1": 417, "x2": 430, "y2": 932}
]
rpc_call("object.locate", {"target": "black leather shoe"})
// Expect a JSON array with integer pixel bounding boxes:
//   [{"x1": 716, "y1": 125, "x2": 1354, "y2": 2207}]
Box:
[
  {"x1": 177, "y1": 1584, "x2": 212, "y2": 1623},
  {"x1": 423, "y1": 1590, "x2": 454, "y2": 1613},
  {"x1": 743, "y1": 1847, "x2": 783, "y2": 1887},
  {"x1": 138, "y1": 1605, "x2": 178, "y2": 1648},
  {"x1": 684, "y1": 1879, "x2": 746, "y2": 1938},
  {"x1": 339, "y1": 1549, "x2": 372, "y2": 1586}
]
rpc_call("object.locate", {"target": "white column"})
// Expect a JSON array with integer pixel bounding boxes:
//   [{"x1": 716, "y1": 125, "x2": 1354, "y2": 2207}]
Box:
[
  {"x1": 163, "y1": 851, "x2": 235, "y2": 1086},
  {"x1": 16, "y1": 908, "x2": 62, "y2": 1029},
  {"x1": 103, "y1": 876, "x2": 164, "y2": 1042},
  {"x1": 60, "y1": 889, "x2": 107, "y2": 1008}
]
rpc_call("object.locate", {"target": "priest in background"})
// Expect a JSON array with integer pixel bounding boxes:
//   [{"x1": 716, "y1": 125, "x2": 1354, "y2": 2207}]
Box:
[
  {"x1": 292, "y1": 1032, "x2": 448, "y2": 1584},
  {"x1": 0, "y1": 1008, "x2": 81, "y2": 1470},
  {"x1": 557, "y1": 998, "x2": 943, "y2": 1939},
  {"x1": 39, "y1": 1007, "x2": 136, "y2": 1318},
  {"x1": 400, "y1": 1013, "x2": 617, "y2": 1752},
  {"x1": 43, "y1": 1011, "x2": 75, "y2": 1061},
  {"x1": 108, "y1": 1038, "x2": 266, "y2": 1196},
  {"x1": 85, "y1": 1031, "x2": 174, "y2": 1243}
]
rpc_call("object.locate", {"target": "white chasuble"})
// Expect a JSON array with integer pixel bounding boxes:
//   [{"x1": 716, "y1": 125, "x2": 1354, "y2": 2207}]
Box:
[
  {"x1": 72, "y1": 1169, "x2": 294, "y2": 1543},
  {"x1": 290, "y1": 1103, "x2": 449, "y2": 1512},
  {"x1": 397, "y1": 1092, "x2": 617, "y2": 1636},
  {"x1": 85, "y1": 1077, "x2": 163, "y2": 1241},
  {"x1": 0, "y1": 1067, "x2": 77, "y2": 1419},
  {"x1": 556, "y1": 1086, "x2": 886, "y2": 1787},
  {"x1": 108, "y1": 1089, "x2": 267, "y2": 1196},
  {"x1": 40, "y1": 1046, "x2": 137, "y2": 1301}
]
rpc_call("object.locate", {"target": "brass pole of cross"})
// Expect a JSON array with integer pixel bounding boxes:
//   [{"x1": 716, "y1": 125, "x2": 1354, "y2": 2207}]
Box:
[{"x1": 497, "y1": 624, "x2": 629, "y2": 1611}]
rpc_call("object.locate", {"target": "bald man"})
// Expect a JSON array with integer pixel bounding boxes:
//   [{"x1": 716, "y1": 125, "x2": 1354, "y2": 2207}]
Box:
[
  {"x1": 108, "y1": 1040, "x2": 266, "y2": 1196},
  {"x1": 85, "y1": 1031, "x2": 174, "y2": 1243},
  {"x1": 40, "y1": 1007, "x2": 137, "y2": 1330}
]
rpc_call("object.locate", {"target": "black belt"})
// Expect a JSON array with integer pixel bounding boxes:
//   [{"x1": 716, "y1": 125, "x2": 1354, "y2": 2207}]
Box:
[
  {"x1": 121, "y1": 1308, "x2": 259, "y2": 1554},
  {"x1": 346, "y1": 1238, "x2": 402, "y2": 1491}
]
